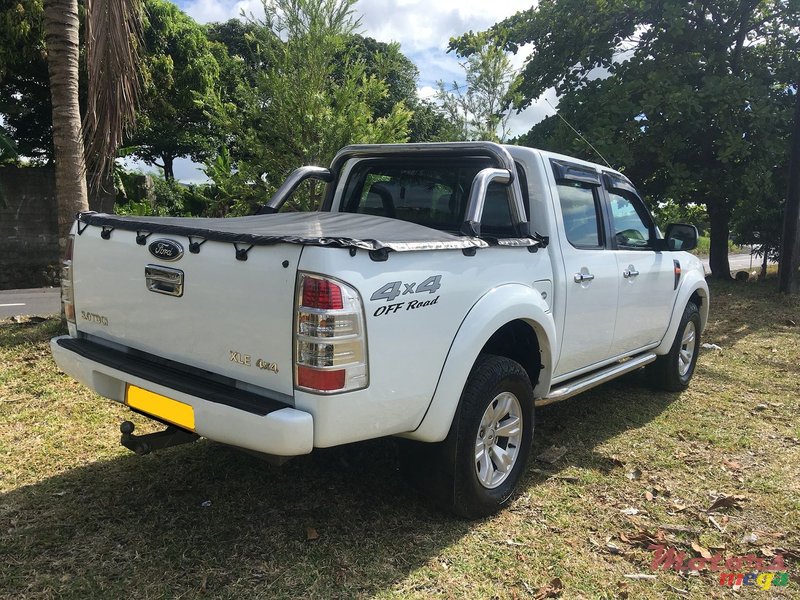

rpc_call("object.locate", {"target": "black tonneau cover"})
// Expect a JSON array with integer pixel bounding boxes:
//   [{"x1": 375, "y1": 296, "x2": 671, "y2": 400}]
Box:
[{"x1": 77, "y1": 211, "x2": 541, "y2": 253}]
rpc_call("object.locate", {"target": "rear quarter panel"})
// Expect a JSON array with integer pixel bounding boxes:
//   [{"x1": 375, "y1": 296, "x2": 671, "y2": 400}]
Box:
[{"x1": 295, "y1": 244, "x2": 553, "y2": 447}]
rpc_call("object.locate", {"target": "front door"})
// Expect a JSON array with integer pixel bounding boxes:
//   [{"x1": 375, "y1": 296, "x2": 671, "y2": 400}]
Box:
[{"x1": 604, "y1": 186, "x2": 676, "y2": 353}]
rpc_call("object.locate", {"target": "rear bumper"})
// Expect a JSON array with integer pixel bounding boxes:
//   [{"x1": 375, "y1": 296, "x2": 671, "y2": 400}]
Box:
[{"x1": 50, "y1": 335, "x2": 314, "y2": 456}]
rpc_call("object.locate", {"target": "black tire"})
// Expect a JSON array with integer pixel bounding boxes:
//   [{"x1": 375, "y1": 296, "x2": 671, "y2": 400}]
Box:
[
  {"x1": 647, "y1": 301, "x2": 701, "y2": 392},
  {"x1": 400, "y1": 354, "x2": 535, "y2": 519}
]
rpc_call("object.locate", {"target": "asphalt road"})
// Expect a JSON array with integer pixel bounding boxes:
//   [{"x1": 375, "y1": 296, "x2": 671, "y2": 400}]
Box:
[
  {"x1": 0, "y1": 287, "x2": 61, "y2": 319},
  {"x1": 700, "y1": 252, "x2": 774, "y2": 274}
]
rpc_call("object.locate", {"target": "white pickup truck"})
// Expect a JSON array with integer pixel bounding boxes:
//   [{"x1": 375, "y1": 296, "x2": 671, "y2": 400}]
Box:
[{"x1": 51, "y1": 142, "x2": 708, "y2": 518}]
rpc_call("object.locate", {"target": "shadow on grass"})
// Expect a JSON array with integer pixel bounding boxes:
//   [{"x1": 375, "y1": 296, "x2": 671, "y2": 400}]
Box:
[{"x1": 0, "y1": 370, "x2": 681, "y2": 598}]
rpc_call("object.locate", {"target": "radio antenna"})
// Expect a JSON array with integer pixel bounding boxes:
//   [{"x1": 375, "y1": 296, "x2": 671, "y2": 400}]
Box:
[{"x1": 545, "y1": 99, "x2": 612, "y2": 168}]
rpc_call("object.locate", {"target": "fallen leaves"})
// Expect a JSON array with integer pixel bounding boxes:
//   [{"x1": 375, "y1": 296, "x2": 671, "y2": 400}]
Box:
[
  {"x1": 619, "y1": 529, "x2": 666, "y2": 549},
  {"x1": 722, "y1": 458, "x2": 742, "y2": 471},
  {"x1": 706, "y1": 494, "x2": 747, "y2": 512},
  {"x1": 626, "y1": 468, "x2": 642, "y2": 481},
  {"x1": 691, "y1": 541, "x2": 713, "y2": 559},
  {"x1": 305, "y1": 527, "x2": 319, "y2": 541},
  {"x1": 533, "y1": 577, "x2": 563, "y2": 599},
  {"x1": 537, "y1": 446, "x2": 568, "y2": 464}
]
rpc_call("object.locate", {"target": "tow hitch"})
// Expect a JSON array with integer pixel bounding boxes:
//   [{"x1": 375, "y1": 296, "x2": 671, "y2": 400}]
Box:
[{"x1": 120, "y1": 420, "x2": 199, "y2": 455}]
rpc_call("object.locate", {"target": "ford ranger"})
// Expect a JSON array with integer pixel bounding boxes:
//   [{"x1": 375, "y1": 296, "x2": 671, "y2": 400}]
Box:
[{"x1": 51, "y1": 142, "x2": 709, "y2": 518}]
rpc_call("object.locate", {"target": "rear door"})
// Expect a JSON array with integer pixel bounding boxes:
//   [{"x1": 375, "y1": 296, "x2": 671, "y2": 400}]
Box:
[
  {"x1": 551, "y1": 161, "x2": 618, "y2": 377},
  {"x1": 602, "y1": 175, "x2": 676, "y2": 353}
]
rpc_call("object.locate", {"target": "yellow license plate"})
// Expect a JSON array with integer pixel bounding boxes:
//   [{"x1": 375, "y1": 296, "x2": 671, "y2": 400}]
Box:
[{"x1": 125, "y1": 385, "x2": 195, "y2": 431}]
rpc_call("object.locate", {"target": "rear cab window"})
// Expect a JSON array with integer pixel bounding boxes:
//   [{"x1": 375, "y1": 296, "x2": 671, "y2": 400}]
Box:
[{"x1": 340, "y1": 157, "x2": 529, "y2": 238}]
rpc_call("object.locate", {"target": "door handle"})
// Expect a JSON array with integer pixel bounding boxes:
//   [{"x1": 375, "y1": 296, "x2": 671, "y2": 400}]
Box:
[
  {"x1": 574, "y1": 272, "x2": 595, "y2": 283},
  {"x1": 623, "y1": 268, "x2": 640, "y2": 279}
]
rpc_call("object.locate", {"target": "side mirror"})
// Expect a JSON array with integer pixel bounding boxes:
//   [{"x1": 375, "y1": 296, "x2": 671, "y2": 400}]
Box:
[{"x1": 663, "y1": 223, "x2": 698, "y2": 251}]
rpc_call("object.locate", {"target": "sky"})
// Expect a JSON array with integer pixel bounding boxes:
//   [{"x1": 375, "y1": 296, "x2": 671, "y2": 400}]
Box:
[{"x1": 148, "y1": 0, "x2": 553, "y2": 182}]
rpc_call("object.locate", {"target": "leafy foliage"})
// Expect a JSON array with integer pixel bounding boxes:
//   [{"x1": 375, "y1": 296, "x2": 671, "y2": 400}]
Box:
[
  {"x1": 455, "y1": 0, "x2": 800, "y2": 278},
  {"x1": 208, "y1": 0, "x2": 411, "y2": 214},
  {"x1": 126, "y1": 0, "x2": 224, "y2": 180},
  {"x1": 0, "y1": 0, "x2": 51, "y2": 162},
  {"x1": 436, "y1": 43, "x2": 517, "y2": 142},
  {"x1": 83, "y1": 0, "x2": 144, "y2": 189},
  {"x1": 343, "y1": 35, "x2": 450, "y2": 142}
]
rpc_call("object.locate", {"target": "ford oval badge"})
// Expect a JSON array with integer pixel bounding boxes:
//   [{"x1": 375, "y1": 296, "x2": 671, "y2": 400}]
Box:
[{"x1": 148, "y1": 239, "x2": 184, "y2": 262}]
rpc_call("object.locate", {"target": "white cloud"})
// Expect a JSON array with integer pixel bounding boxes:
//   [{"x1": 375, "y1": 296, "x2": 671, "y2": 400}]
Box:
[
  {"x1": 178, "y1": 0, "x2": 231, "y2": 23},
  {"x1": 358, "y1": 0, "x2": 531, "y2": 53}
]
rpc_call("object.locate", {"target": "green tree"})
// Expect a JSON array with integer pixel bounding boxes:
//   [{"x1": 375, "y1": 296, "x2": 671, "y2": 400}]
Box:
[
  {"x1": 344, "y1": 35, "x2": 452, "y2": 142},
  {"x1": 454, "y1": 0, "x2": 800, "y2": 280},
  {"x1": 435, "y1": 43, "x2": 516, "y2": 142},
  {"x1": 0, "y1": 0, "x2": 52, "y2": 162},
  {"x1": 126, "y1": 0, "x2": 224, "y2": 180},
  {"x1": 216, "y1": 0, "x2": 411, "y2": 213}
]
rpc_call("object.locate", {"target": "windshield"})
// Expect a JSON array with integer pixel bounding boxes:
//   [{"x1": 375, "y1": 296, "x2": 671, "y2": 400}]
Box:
[{"x1": 340, "y1": 158, "x2": 526, "y2": 236}]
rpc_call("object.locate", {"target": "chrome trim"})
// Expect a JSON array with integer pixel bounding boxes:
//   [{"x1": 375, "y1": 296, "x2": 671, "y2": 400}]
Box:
[
  {"x1": 462, "y1": 167, "x2": 510, "y2": 235},
  {"x1": 329, "y1": 142, "x2": 518, "y2": 175},
  {"x1": 623, "y1": 269, "x2": 640, "y2": 278},
  {"x1": 537, "y1": 352, "x2": 657, "y2": 406},
  {"x1": 328, "y1": 142, "x2": 530, "y2": 237},
  {"x1": 574, "y1": 272, "x2": 595, "y2": 283},
  {"x1": 145, "y1": 265, "x2": 184, "y2": 298},
  {"x1": 262, "y1": 166, "x2": 334, "y2": 212}
]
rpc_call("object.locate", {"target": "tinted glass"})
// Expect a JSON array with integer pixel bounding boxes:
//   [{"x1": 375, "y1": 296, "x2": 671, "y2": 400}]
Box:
[
  {"x1": 608, "y1": 191, "x2": 652, "y2": 248},
  {"x1": 557, "y1": 182, "x2": 602, "y2": 247},
  {"x1": 341, "y1": 159, "x2": 522, "y2": 236}
]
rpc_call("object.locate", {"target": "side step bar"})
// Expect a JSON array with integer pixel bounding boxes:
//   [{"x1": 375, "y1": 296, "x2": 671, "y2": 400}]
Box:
[{"x1": 536, "y1": 352, "x2": 657, "y2": 407}]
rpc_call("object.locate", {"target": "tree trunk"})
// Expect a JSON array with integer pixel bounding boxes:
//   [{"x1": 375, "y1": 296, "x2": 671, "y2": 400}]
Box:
[
  {"x1": 779, "y1": 88, "x2": 800, "y2": 294},
  {"x1": 707, "y1": 201, "x2": 733, "y2": 280},
  {"x1": 44, "y1": 0, "x2": 88, "y2": 254},
  {"x1": 88, "y1": 170, "x2": 117, "y2": 214},
  {"x1": 162, "y1": 154, "x2": 175, "y2": 181},
  {"x1": 761, "y1": 249, "x2": 768, "y2": 279}
]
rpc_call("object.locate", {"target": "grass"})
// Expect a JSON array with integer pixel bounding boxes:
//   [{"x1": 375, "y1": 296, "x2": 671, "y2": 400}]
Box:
[
  {"x1": 1, "y1": 277, "x2": 798, "y2": 599},
  {"x1": 691, "y1": 236, "x2": 742, "y2": 257}
]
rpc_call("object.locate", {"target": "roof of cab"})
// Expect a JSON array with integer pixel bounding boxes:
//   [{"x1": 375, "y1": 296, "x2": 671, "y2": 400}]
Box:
[{"x1": 504, "y1": 145, "x2": 628, "y2": 180}]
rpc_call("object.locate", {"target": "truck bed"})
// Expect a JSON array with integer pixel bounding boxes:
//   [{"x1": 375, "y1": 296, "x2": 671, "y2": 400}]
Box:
[{"x1": 77, "y1": 211, "x2": 491, "y2": 253}]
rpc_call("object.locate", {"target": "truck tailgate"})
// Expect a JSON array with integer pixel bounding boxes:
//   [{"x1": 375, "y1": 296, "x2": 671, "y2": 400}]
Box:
[{"x1": 72, "y1": 226, "x2": 302, "y2": 398}]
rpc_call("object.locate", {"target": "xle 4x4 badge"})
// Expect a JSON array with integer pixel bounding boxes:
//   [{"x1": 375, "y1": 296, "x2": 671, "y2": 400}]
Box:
[{"x1": 229, "y1": 350, "x2": 279, "y2": 373}]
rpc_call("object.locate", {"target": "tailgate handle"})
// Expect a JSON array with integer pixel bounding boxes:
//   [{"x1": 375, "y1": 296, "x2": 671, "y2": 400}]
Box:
[{"x1": 145, "y1": 265, "x2": 184, "y2": 297}]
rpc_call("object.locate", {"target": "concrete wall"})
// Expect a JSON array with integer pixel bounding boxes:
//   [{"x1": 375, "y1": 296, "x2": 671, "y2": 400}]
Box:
[{"x1": 0, "y1": 166, "x2": 59, "y2": 290}]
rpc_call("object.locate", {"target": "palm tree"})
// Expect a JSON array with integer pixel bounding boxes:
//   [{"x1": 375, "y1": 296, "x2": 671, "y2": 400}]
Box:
[{"x1": 43, "y1": 0, "x2": 142, "y2": 249}]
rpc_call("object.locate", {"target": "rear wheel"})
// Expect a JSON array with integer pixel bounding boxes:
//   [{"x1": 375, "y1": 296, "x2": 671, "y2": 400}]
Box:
[
  {"x1": 401, "y1": 354, "x2": 534, "y2": 519},
  {"x1": 647, "y1": 301, "x2": 701, "y2": 392}
]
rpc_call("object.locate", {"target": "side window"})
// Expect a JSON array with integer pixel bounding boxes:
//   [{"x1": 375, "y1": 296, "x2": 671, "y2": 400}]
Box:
[
  {"x1": 557, "y1": 182, "x2": 603, "y2": 248},
  {"x1": 607, "y1": 191, "x2": 654, "y2": 249}
]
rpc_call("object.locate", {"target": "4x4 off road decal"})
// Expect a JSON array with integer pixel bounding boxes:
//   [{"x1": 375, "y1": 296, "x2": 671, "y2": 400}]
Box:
[{"x1": 370, "y1": 275, "x2": 442, "y2": 317}]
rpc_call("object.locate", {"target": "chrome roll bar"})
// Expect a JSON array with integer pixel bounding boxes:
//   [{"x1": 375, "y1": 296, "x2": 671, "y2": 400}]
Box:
[
  {"x1": 261, "y1": 142, "x2": 530, "y2": 238},
  {"x1": 257, "y1": 166, "x2": 334, "y2": 214}
]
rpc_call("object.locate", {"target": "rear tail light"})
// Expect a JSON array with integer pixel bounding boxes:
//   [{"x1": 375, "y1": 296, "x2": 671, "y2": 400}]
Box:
[
  {"x1": 294, "y1": 273, "x2": 367, "y2": 393},
  {"x1": 62, "y1": 233, "x2": 76, "y2": 327}
]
